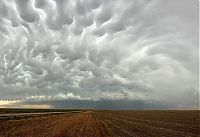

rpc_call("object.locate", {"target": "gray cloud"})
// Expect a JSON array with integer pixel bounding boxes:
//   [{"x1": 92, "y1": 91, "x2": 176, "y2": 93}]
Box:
[{"x1": 0, "y1": 0, "x2": 198, "y2": 109}]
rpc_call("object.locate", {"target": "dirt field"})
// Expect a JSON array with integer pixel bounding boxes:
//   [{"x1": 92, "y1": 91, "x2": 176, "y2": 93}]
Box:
[{"x1": 0, "y1": 110, "x2": 199, "y2": 137}]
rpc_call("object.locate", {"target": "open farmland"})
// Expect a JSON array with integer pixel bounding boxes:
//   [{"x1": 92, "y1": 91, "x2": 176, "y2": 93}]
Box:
[{"x1": 0, "y1": 110, "x2": 199, "y2": 137}]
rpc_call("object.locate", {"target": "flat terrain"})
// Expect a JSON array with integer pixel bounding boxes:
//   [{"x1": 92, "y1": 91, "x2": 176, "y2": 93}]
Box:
[
  {"x1": 0, "y1": 110, "x2": 199, "y2": 137},
  {"x1": 0, "y1": 112, "x2": 72, "y2": 120},
  {"x1": 0, "y1": 108, "x2": 80, "y2": 114}
]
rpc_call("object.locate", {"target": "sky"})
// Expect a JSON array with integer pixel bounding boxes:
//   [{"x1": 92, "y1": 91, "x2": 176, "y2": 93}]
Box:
[{"x1": 0, "y1": 0, "x2": 199, "y2": 109}]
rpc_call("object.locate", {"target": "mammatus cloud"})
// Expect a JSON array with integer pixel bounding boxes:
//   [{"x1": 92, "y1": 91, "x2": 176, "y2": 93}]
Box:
[{"x1": 0, "y1": 0, "x2": 199, "y2": 109}]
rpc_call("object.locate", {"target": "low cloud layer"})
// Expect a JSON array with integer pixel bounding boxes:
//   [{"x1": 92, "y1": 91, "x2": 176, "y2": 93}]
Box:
[{"x1": 0, "y1": 0, "x2": 199, "y2": 109}]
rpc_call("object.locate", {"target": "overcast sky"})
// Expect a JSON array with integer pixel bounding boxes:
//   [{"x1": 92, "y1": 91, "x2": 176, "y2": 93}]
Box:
[{"x1": 0, "y1": 0, "x2": 199, "y2": 109}]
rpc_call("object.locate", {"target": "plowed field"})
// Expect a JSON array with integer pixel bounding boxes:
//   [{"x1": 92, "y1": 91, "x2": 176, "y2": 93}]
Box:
[{"x1": 0, "y1": 110, "x2": 199, "y2": 137}]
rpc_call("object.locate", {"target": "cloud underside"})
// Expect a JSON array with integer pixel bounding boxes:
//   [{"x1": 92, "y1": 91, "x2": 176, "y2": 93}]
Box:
[{"x1": 0, "y1": 0, "x2": 199, "y2": 109}]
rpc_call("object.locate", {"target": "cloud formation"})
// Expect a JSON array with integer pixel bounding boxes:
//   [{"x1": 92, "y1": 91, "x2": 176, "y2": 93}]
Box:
[{"x1": 0, "y1": 0, "x2": 199, "y2": 109}]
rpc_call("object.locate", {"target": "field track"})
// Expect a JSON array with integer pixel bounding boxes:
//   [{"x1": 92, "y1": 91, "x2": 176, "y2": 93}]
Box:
[{"x1": 0, "y1": 110, "x2": 199, "y2": 137}]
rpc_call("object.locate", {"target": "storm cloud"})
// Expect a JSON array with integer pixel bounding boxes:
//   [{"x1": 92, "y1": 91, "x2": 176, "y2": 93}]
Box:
[{"x1": 0, "y1": 0, "x2": 199, "y2": 109}]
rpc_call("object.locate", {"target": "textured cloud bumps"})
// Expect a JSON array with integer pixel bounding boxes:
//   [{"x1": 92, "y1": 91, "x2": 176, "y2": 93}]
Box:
[{"x1": 0, "y1": 0, "x2": 198, "y2": 109}]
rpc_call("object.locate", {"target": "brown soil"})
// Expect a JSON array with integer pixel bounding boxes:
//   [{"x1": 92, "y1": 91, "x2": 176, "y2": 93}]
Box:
[{"x1": 0, "y1": 110, "x2": 199, "y2": 137}]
